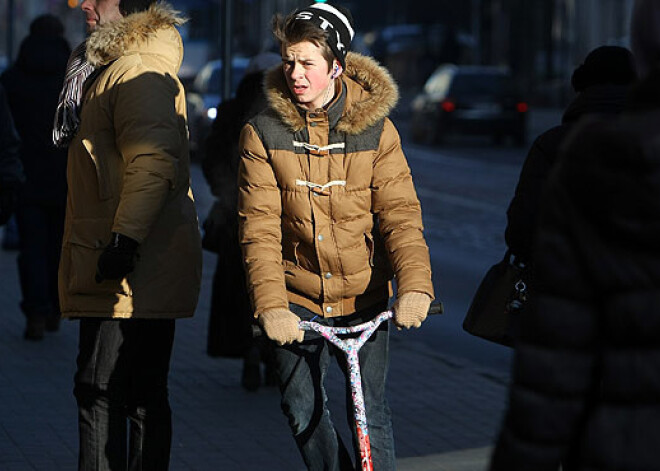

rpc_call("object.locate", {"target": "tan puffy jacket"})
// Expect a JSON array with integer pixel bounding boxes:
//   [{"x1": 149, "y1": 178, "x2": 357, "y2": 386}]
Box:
[
  {"x1": 58, "y1": 4, "x2": 202, "y2": 319},
  {"x1": 238, "y1": 52, "x2": 434, "y2": 318}
]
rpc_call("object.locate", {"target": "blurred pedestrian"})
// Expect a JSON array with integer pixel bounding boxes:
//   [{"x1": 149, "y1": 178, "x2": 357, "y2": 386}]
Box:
[
  {"x1": 238, "y1": 3, "x2": 434, "y2": 469},
  {"x1": 55, "y1": 0, "x2": 201, "y2": 469},
  {"x1": 1, "y1": 14, "x2": 71, "y2": 340},
  {"x1": 1, "y1": 215, "x2": 20, "y2": 250},
  {"x1": 0, "y1": 83, "x2": 24, "y2": 228},
  {"x1": 202, "y1": 52, "x2": 280, "y2": 391},
  {"x1": 506, "y1": 45, "x2": 637, "y2": 266},
  {"x1": 490, "y1": 1, "x2": 660, "y2": 469}
]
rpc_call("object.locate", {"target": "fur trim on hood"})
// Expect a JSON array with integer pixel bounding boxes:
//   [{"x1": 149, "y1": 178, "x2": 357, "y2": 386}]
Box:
[
  {"x1": 86, "y1": 2, "x2": 186, "y2": 67},
  {"x1": 265, "y1": 52, "x2": 399, "y2": 135}
]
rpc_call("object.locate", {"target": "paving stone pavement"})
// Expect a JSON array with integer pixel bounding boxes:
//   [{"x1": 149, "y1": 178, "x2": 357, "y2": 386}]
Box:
[{"x1": 0, "y1": 163, "x2": 512, "y2": 471}]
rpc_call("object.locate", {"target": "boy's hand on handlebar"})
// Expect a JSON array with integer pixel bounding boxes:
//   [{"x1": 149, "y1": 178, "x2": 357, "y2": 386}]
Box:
[
  {"x1": 393, "y1": 292, "x2": 432, "y2": 329},
  {"x1": 259, "y1": 309, "x2": 305, "y2": 345}
]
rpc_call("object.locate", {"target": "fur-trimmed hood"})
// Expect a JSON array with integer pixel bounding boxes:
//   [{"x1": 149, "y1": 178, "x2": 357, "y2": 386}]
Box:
[
  {"x1": 264, "y1": 52, "x2": 399, "y2": 135},
  {"x1": 86, "y1": 2, "x2": 186, "y2": 70}
]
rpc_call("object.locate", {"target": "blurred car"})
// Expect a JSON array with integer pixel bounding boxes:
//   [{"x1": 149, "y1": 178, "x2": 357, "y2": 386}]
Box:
[
  {"x1": 370, "y1": 24, "x2": 443, "y2": 89},
  {"x1": 186, "y1": 56, "x2": 249, "y2": 159},
  {"x1": 410, "y1": 64, "x2": 528, "y2": 145},
  {"x1": 371, "y1": 24, "x2": 426, "y2": 60}
]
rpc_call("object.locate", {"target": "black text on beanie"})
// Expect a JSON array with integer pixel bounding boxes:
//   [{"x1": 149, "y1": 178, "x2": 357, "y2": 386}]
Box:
[{"x1": 295, "y1": 3, "x2": 354, "y2": 69}]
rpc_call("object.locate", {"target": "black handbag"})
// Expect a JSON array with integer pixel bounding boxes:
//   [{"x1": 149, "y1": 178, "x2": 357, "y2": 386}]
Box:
[{"x1": 463, "y1": 250, "x2": 528, "y2": 347}]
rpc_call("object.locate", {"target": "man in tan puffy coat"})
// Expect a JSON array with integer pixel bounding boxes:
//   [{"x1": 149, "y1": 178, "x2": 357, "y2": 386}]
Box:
[
  {"x1": 55, "y1": 1, "x2": 201, "y2": 469},
  {"x1": 237, "y1": 3, "x2": 434, "y2": 469}
]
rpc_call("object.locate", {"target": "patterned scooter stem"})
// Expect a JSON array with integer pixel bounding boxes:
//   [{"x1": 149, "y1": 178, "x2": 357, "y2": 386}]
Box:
[{"x1": 299, "y1": 310, "x2": 393, "y2": 471}]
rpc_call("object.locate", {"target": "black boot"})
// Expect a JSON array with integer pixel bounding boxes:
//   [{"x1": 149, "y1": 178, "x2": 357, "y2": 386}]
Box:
[
  {"x1": 24, "y1": 317, "x2": 46, "y2": 341},
  {"x1": 46, "y1": 314, "x2": 61, "y2": 332}
]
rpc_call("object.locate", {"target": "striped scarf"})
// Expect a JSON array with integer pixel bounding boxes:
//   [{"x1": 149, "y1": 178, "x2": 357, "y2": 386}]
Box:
[{"x1": 52, "y1": 41, "x2": 96, "y2": 148}]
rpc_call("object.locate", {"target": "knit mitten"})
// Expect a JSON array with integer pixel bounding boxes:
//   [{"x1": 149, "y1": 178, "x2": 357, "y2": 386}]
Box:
[
  {"x1": 393, "y1": 292, "x2": 432, "y2": 329},
  {"x1": 259, "y1": 309, "x2": 304, "y2": 345}
]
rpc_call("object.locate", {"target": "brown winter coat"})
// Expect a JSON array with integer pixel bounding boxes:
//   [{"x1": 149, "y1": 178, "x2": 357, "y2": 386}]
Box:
[
  {"x1": 58, "y1": 4, "x2": 202, "y2": 319},
  {"x1": 238, "y1": 52, "x2": 434, "y2": 318}
]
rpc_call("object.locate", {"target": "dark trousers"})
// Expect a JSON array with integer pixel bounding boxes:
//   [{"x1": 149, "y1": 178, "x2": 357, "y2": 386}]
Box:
[
  {"x1": 74, "y1": 318, "x2": 175, "y2": 471},
  {"x1": 274, "y1": 302, "x2": 395, "y2": 471},
  {"x1": 206, "y1": 238, "x2": 252, "y2": 357},
  {"x1": 15, "y1": 202, "x2": 64, "y2": 319}
]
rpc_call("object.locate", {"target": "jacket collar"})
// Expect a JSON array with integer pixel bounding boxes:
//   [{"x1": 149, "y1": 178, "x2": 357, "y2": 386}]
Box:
[
  {"x1": 562, "y1": 84, "x2": 630, "y2": 124},
  {"x1": 264, "y1": 52, "x2": 399, "y2": 135},
  {"x1": 86, "y1": 3, "x2": 185, "y2": 69}
]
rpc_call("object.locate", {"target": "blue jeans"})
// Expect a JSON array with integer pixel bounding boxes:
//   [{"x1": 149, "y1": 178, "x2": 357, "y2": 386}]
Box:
[
  {"x1": 273, "y1": 302, "x2": 395, "y2": 471},
  {"x1": 74, "y1": 318, "x2": 175, "y2": 471}
]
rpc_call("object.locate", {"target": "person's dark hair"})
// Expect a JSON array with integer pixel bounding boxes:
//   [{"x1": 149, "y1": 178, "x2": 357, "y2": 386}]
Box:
[
  {"x1": 571, "y1": 45, "x2": 637, "y2": 93},
  {"x1": 119, "y1": 0, "x2": 157, "y2": 15},
  {"x1": 272, "y1": 4, "x2": 354, "y2": 70},
  {"x1": 29, "y1": 14, "x2": 65, "y2": 37},
  {"x1": 272, "y1": 12, "x2": 335, "y2": 68}
]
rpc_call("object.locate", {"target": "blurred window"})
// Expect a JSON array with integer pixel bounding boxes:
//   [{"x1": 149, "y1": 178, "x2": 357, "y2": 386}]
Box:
[
  {"x1": 193, "y1": 58, "x2": 249, "y2": 97},
  {"x1": 193, "y1": 62, "x2": 215, "y2": 93},
  {"x1": 424, "y1": 69, "x2": 452, "y2": 97},
  {"x1": 186, "y1": 7, "x2": 212, "y2": 40}
]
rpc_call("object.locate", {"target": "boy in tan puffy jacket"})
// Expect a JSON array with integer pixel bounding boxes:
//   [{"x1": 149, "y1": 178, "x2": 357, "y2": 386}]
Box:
[{"x1": 237, "y1": 3, "x2": 434, "y2": 469}]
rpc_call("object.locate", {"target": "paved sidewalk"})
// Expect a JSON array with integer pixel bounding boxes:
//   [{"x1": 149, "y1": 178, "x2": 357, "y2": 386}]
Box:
[{"x1": 0, "y1": 165, "x2": 510, "y2": 470}]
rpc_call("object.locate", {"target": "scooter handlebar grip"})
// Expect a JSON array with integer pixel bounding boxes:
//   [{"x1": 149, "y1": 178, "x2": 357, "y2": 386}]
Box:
[{"x1": 428, "y1": 301, "x2": 444, "y2": 315}]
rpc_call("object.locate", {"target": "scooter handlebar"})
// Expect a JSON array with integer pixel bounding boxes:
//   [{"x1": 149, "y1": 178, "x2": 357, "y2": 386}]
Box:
[{"x1": 252, "y1": 301, "x2": 443, "y2": 338}]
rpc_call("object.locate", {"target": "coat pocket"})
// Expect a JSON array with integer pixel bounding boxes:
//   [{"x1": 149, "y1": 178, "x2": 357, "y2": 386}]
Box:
[
  {"x1": 82, "y1": 131, "x2": 123, "y2": 201},
  {"x1": 64, "y1": 219, "x2": 132, "y2": 296}
]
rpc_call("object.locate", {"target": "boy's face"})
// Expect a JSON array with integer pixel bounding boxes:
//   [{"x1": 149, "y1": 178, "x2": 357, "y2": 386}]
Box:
[
  {"x1": 281, "y1": 40, "x2": 337, "y2": 111},
  {"x1": 81, "y1": 0, "x2": 123, "y2": 32}
]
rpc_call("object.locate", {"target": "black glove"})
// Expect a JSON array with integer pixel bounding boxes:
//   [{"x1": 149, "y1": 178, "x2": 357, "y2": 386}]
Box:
[
  {"x1": 95, "y1": 232, "x2": 139, "y2": 283},
  {"x1": 0, "y1": 184, "x2": 19, "y2": 226}
]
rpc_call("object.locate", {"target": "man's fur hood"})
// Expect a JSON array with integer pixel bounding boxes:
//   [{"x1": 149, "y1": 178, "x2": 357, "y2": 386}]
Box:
[
  {"x1": 264, "y1": 52, "x2": 399, "y2": 135},
  {"x1": 86, "y1": 2, "x2": 186, "y2": 68}
]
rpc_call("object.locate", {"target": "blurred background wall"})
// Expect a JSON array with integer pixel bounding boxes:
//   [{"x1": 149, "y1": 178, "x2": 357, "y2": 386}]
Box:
[{"x1": 0, "y1": 0, "x2": 635, "y2": 106}]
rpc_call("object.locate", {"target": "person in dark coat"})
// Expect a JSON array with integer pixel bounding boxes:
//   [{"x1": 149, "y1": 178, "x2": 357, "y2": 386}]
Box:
[
  {"x1": 1, "y1": 15, "x2": 71, "y2": 340},
  {"x1": 505, "y1": 45, "x2": 637, "y2": 265},
  {"x1": 490, "y1": 1, "x2": 660, "y2": 469},
  {"x1": 0, "y1": 83, "x2": 24, "y2": 226},
  {"x1": 202, "y1": 52, "x2": 280, "y2": 390}
]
